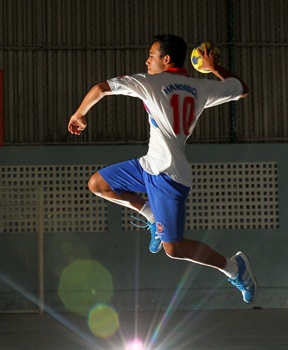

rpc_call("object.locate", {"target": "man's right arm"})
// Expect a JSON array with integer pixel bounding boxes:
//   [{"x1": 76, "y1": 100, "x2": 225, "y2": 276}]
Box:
[
  {"x1": 197, "y1": 45, "x2": 249, "y2": 98},
  {"x1": 210, "y1": 65, "x2": 249, "y2": 98}
]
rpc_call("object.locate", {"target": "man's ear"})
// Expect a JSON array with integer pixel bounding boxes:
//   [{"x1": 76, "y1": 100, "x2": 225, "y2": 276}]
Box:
[{"x1": 164, "y1": 55, "x2": 171, "y2": 64}]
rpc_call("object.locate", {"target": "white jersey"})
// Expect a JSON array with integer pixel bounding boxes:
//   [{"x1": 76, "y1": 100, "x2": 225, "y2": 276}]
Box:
[{"x1": 107, "y1": 68, "x2": 242, "y2": 187}]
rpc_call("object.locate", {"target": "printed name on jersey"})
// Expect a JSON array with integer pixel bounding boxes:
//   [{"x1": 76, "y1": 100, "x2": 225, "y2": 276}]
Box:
[{"x1": 162, "y1": 84, "x2": 198, "y2": 98}]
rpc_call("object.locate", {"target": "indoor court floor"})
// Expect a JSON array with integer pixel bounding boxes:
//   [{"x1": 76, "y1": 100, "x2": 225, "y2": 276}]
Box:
[{"x1": 0, "y1": 308, "x2": 287, "y2": 350}]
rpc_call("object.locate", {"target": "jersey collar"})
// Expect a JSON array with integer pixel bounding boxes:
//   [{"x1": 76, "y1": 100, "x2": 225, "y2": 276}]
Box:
[{"x1": 165, "y1": 67, "x2": 190, "y2": 76}]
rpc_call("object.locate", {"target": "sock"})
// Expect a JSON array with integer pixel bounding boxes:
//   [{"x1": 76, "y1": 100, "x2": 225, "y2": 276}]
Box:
[
  {"x1": 139, "y1": 201, "x2": 155, "y2": 224},
  {"x1": 220, "y1": 258, "x2": 239, "y2": 279}
]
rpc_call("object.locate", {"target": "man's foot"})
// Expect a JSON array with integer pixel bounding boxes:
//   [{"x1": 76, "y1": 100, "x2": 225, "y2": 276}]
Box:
[
  {"x1": 147, "y1": 221, "x2": 163, "y2": 253},
  {"x1": 130, "y1": 217, "x2": 163, "y2": 253},
  {"x1": 228, "y1": 251, "x2": 257, "y2": 303}
]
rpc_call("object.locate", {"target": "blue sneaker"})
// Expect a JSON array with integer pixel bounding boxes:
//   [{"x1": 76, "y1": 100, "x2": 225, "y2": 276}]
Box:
[
  {"x1": 130, "y1": 217, "x2": 163, "y2": 253},
  {"x1": 147, "y1": 221, "x2": 163, "y2": 254},
  {"x1": 228, "y1": 252, "x2": 257, "y2": 303}
]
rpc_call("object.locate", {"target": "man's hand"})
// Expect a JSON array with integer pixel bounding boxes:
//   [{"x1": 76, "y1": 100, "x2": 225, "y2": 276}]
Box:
[
  {"x1": 197, "y1": 44, "x2": 249, "y2": 97},
  {"x1": 197, "y1": 44, "x2": 220, "y2": 73},
  {"x1": 67, "y1": 81, "x2": 112, "y2": 136},
  {"x1": 68, "y1": 114, "x2": 87, "y2": 135}
]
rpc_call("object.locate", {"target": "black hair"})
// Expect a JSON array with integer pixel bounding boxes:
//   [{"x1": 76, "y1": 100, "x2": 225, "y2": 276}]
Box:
[{"x1": 153, "y1": 34, "x2": 187, "y2": 67}]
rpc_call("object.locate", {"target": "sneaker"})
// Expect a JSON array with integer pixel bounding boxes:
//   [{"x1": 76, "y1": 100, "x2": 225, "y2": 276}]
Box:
[
  {"x1": 130, "y1": 216, "x2": 163, "y2": 253},
  {"x1": 147, "y1": 221, "x2": 163, "y2": 254},
  {"x1": 228, "y1": 251, "x2": 257, "y2": 303}
]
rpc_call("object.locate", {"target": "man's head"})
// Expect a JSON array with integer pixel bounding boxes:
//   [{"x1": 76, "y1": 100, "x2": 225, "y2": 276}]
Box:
[{"x1": 146, "y1": 34, "x2": 187, "y2": 74}]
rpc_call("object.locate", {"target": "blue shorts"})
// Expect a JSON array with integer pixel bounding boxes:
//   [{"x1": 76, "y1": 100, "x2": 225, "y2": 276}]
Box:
[{"x1": 98, "y1": 159, "x2": 190, "y2": 242}]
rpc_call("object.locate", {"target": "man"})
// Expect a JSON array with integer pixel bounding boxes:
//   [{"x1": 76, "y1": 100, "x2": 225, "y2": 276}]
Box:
[{"x1": 68, "y1": 34, "x2": 257, "y2": 303}]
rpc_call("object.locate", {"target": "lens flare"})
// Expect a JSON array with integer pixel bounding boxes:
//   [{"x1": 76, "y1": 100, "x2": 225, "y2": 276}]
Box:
[
  {"x1": 125, "y1": 338, "x2": 144, "y2": 350},
  {"x1": 58, "y1": 259, "x2": 113, "y2": 315},
  {"x1": 88, "y1": 304, "x2": 119, "y2": 338},
  {"x1": 47, "y1": 234, "x2": 91, "y2": 277}
]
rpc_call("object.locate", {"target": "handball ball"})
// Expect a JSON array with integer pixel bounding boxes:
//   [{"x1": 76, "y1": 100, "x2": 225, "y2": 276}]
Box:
[{"x1": 191, "y1": 42, "x2": 221, "y2": 73}]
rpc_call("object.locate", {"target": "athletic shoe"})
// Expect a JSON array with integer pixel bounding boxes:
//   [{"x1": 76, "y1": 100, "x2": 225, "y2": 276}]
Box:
[
  {"x1": 130, "y1": 216, "x2": 163, "y2": 253},
  {"x1": 228, "y1": 251, "x2": 257, "y2": 303},
  {"x1": 147, "y1": 221, "x2": 163, "y2": 253}
]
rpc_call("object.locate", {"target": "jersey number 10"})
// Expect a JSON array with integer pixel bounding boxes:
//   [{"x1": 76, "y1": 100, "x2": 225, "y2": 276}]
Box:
[{"x1": 170, "y1": 94, "x2": 195, "y2": 136}]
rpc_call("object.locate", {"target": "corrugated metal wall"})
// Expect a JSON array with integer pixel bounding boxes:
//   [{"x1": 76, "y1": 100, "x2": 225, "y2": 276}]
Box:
[{"x1": 0, "y1": 0, "x2": 287, "y2": 144}]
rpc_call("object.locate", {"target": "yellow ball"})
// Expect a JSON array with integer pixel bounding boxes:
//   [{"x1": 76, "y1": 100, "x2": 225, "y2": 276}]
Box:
[{"x1": 191, "y1": 42, "x2": 221, "y2": 73}]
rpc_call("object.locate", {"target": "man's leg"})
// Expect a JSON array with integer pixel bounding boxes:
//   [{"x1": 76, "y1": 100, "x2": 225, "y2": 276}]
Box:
[
  {"x1": 163, "y1": 239, "x2": 228, "y2": 269},
  {"x1": 88, "y1": 172, "x2": 146, "y2": 210},
  {"x1": 88, "y1": 171, "x2": 155, "y2": 222},
  {"x1": 163, "y1": 240, "x2": 257, "y2": 303},
  {"x1": 88, "y1": 170, "x2": 160, "y2": 253}
]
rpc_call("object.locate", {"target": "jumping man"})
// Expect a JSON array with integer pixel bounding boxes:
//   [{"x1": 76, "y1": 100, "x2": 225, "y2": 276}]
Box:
[{"x1": 68, "y1": 34, "x2": 257, "y2": 303}]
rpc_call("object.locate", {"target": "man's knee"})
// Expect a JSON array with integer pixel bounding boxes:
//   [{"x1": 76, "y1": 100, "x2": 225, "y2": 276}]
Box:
[
  {"x1": 163, "y1": 241, "x2": 182, "y2": 259},
  {"x1": 88, "y1": 172, "x2": 106, "y2": 195}
]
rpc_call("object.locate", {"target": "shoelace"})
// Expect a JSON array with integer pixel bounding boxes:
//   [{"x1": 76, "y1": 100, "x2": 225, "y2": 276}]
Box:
[
  {"x1": 229, "y1": 276, "x2": 253, "y2": 291},
  {"x1": 130, "y1": 215, "x2": 151, "y2": 229},
  {"x1": 130, "y1": 216, "x2": 160, "y2": 240}
]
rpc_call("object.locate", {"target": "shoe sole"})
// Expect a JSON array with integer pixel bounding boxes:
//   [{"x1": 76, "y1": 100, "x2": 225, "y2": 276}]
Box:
[
  {"x1": 236, "y1": 251, "x2": 258, "y2": 303},
  {"x1": 149, "y1": 242, "x2": 163, "y2": 254}
]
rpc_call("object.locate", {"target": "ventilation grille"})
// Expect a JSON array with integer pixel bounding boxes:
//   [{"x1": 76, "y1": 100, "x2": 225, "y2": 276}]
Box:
[
  {"x1": 187, "y1": 162, "x2": 279, "y2": 230},
  {"x1": 0, "y1": 165, "x2": 108, "y2": 233},
  {"x1": 0, "y1": 187, "x2": 41, "y2": 234},
  {"x1": 1, "y1": 162, "x2": 279, "y2": 234},
  {"x1": 122, "y1": 162, "x2": 279, "y2": 231}
]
